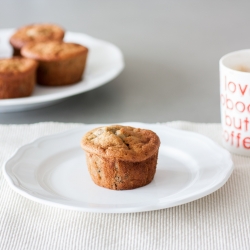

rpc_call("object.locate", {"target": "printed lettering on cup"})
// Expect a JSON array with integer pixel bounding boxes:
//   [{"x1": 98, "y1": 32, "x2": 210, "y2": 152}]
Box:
[
  {"x1": 220, "y1": 51, "x2": 250, "y2": 155},
  {"x1": 222, "y1": 76, "x2": 250, "y2": 150}
]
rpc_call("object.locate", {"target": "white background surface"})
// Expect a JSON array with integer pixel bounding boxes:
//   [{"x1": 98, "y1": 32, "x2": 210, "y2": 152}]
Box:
[{"x1": 1, "y1": 1, "x2": 250, "y2": 123}]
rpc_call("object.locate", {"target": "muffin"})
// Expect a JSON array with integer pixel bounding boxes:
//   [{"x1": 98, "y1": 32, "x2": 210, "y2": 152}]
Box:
[
  {"x1": 0, "y1": 57, "x2": 38, "y2": 99},
  {"x1": 81, "y1": 125, "x2": 160, "y2": 190},
  {"x1": 21, "y1": 41, "x2": 88, "y2": 86},
  {"x1": 10, "y1": 23, "x2": 64, "y2": 56}
]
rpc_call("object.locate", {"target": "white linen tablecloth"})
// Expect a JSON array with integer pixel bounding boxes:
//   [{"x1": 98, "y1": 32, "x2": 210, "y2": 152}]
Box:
[{"x1": 0, "y1": 121, "x2": 249, "y2": 250}]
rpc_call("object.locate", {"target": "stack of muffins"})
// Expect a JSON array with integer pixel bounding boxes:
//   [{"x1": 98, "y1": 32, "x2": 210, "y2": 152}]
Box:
[{"x1": 0, "y1": 23, "x2": 88, "y2": 99}]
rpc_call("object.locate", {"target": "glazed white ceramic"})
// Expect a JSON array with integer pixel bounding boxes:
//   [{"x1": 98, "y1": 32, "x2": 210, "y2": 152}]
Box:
[
  {"x1": 0, "y1": 29, "x2": 124, "y2": 112},
  {"x1": 3, "y1": 122, "x2": 233, "y2": 213}
]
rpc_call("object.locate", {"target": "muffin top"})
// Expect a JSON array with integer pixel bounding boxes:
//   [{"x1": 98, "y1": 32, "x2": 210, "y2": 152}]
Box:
[
  {"x1": 21, "y1": 41, "x2": 88, "y2": 61},
  {"x1": 81, "y1": 125, "x2": 160, "y2": 162},
  {"x1": 0, "y1": 57, "x2": 38, "y2": 76},
  {"x1": 10, "y1": 23, "x2": 64, "y2": 49}
]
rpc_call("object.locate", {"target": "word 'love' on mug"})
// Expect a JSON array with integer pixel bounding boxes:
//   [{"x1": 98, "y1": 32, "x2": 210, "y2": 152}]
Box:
[{"x1": 220, "y1": 49, "x2": 250, "y2": 156}]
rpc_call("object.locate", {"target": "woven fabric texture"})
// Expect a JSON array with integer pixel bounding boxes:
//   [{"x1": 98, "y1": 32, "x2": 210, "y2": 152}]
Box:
[{"x1": 0, "y1": 122, "x2": 249, "y2": 250}]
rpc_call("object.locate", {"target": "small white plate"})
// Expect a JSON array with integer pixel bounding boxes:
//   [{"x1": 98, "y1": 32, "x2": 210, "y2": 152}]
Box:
[
  {"x1": 3, "y1": 122, "x2": 233, "y2": 213},
  {"x1": 0, "y1": 29, "x2": 124, "y2": 112}
]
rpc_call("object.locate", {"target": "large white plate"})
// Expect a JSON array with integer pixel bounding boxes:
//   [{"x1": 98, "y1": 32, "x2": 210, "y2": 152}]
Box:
[
  {"x1": 3, "y1": 122, "x2": 233, "y2": 213},
  {"x1": 0, "y1": 29, "x2": 124, "y2": 112}
]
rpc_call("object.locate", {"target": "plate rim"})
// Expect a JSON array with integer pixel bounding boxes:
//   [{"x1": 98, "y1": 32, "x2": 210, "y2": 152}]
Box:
[
  {"x1": 3, "y1": 122, "x2": 234, "y2": 213},
  {"x1": 0, "y1": 29, "x2": 124, "y2": 107}
]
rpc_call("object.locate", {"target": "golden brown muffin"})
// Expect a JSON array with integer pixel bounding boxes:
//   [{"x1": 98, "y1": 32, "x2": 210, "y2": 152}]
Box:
[
  {"x1": 0, "y1": 57, "x2": 38, "y2": 99},
  {"x1": 10, "y1": 23, "x2": 65, "y2": 56},
  {"x1": 81, "y1": 125, "x2": 160, "y2": 190},
  {"x1": 21, "y1": 41, "x2": 88, "y2": 86}
]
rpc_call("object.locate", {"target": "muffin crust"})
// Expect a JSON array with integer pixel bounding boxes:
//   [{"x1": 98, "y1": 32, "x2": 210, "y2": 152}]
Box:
[
  {"x1": 21, "y1": 41, "x2": 88, "y2": 86},
  {"x1": 0, "y1": 57, "x2": 38, "y2": 98},
  {"x1": 81, "y1": 125, "x2": 160, "y2": 190},
  {"x1": 21, "y1": 41, "x2": 88, "y2": 61},
  {"x1": 81, "y1": 125, "x2": 160, "y2": 161},
  {"x1": 10, "y1": 23, "x2": 64, "y2": 56},
  {"x1": 0, "y1": 57, "x2": 37, "y2": 74}
]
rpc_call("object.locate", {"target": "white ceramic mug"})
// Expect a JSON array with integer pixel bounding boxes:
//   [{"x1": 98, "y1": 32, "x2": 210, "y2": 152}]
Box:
[{"x1": 220, "y1": 49, "x2": 250, "y2": 156}]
